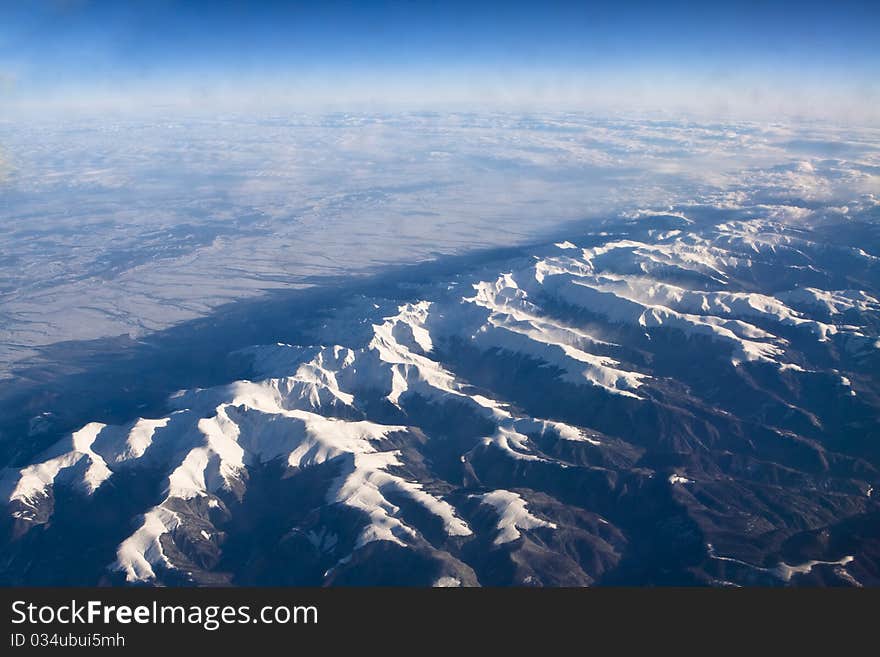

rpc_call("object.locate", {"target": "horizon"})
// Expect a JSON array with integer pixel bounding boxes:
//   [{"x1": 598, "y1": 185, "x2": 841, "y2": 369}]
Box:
[{"x1": 1, "y1": 0, "x2": 879, "y2": 124}]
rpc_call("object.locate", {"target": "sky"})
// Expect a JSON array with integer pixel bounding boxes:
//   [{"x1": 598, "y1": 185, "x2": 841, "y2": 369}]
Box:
[{"x1": 0, "y1": 0, "x2": 878, "y2": 121}]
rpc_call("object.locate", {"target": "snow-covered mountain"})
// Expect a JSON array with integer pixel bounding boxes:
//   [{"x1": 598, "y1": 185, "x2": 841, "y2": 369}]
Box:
[{"x1": 2, "y1": 199, "x2": 879, "y2": 586}]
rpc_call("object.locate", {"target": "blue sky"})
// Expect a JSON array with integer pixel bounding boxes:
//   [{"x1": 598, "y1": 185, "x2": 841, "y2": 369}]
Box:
[{"x1": 1, "y1": 0, "x2": 878, "y2": 120}]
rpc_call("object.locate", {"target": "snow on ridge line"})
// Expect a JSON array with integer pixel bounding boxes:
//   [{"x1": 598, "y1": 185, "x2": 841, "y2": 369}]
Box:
[
  {"x1": 776, "y1": 288, "x2": 880, "y2": 317},
  {"x1": 332, "y1": 450, "x2": 471, "y2": 551},
  {"x1": 103, "y1": 362, "x2": 481, "y2": 581},
  {"x1": 533, "y1": 269, "x2": 788, "y2": 366},
  {"x1": 93, "y1": 417, "x2": 171, "y2": 464},
  {"x1": 2, "y1": 422, "x2": 110, "y2": 507},
  {"x1": 6, "y1": 293, "x2": 608, "y2": 528},
  {"x1": 514, "y1": 219, "x2": 875, "y2": 370},
  {"x1": 106, "y1": 295, "x2": 622, "y2": 580},
  {"x1": 706, "y1": 544, "x2": 856, "y2": 584},
  {"x1": 463, "y1": 273, "x2": 648, "y2": 397},
  {"x1": 113, "y1": 507, "x2": 182, "y2": 583},
  {"x1": 332, "y1": 301, "x2": 601, "y2": 459},
  {"x1": 111, "y1": 409, "x2": 474, "y2": 582},
  {"x1": 115, "y1": 440, "x2": 475, "y2": 583},
  {"x1": 472, "y1": 489, "x2": 557, "y2": 546},
  {"x1": 548, "y1": 270, "x2": 852, "y2": 342}
]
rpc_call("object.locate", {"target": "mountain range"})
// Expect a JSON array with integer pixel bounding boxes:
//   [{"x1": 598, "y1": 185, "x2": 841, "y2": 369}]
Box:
[{"x1": 3, "y1": 198, "x2": 878, "y2": 586}]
